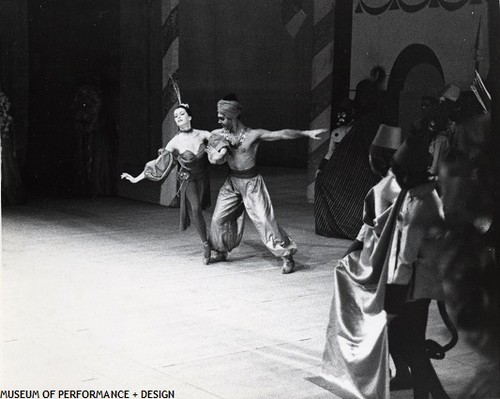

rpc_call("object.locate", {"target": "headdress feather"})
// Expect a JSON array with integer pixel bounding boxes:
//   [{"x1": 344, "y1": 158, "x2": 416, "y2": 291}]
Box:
[
  {"x1": 169, "y1": 74, "x2": 182, "y2": 106},
  {"x1": 471, "y1": 70, "x2": 491, "y2": 114}
]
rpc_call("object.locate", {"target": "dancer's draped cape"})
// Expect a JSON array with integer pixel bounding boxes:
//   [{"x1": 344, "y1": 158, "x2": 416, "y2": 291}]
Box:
[{"x1": 321, "y1": 181, "x2": 406, "y2": 399}]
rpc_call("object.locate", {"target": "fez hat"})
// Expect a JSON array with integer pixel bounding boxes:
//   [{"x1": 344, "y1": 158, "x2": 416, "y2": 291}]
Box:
[
  {"x1": 392, "y1": 134, "x2": 429, "y2": 174},
  {"x1": 440, "y1": 84, "x2": 461, "y2": 102},
  {"x1": 372, "y1": 124, "x2": 402, "y2": 150}
]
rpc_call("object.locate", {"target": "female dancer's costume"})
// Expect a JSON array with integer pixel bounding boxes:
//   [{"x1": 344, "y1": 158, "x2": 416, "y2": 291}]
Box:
[{"x1": 142, "y1": 144, "x2": 210, "y2": 230}]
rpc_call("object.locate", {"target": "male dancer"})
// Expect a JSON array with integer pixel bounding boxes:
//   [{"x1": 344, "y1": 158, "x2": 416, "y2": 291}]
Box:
[{"x1": 206, "y1": 94, "x2": 326, "y2": 273}]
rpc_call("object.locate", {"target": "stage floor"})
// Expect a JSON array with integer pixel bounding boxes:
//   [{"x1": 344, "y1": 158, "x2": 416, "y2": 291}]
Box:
[{"x1": 2, "y1": 167, "x2": 493, "y2": 398}]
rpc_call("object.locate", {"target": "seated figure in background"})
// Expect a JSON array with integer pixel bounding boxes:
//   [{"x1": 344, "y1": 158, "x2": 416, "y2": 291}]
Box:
[
  {"x1": 314, "y1": 68, "x2": 385, "y2": 239},
  {"x1": 315, "y1": 97, "x2": 354, "y2": 175}
]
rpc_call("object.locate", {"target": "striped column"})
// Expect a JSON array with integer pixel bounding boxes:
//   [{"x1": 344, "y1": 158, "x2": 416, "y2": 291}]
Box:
[
  {"x1": 307, "y1": 0, "x2": 335, "y2": 203},
  {"x1": 281, "y1": 0, "x2": 307, "y2": 39},
  {"x1": 159, "y1": 0, "x2": 179, "y2": 206}
]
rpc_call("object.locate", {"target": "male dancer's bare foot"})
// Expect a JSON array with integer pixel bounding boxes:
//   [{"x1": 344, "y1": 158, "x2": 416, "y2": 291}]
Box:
[
  {"x1": 211, "y1": 251, "x2": 228, "y2": 263},
  {"x1": 281, "y1": 255, "x2": 295, "y2": 274},
  {"x1": 203, "y1": 241, "x2": 211, "y2": 265}
]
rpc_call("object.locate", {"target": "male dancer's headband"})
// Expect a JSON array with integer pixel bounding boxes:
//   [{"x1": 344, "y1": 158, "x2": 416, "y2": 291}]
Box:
[{"x1": 217, "y1": 99, "x2": 242, "y2": 119}]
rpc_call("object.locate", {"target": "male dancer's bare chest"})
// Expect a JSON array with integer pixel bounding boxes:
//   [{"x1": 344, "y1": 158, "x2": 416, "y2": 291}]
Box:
[{"x1": 227, "y1": 138, "x2": 259, "y2": 170}]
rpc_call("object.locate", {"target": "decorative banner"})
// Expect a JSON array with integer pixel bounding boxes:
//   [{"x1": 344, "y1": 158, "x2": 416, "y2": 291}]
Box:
[
  {"x1": 307, "y1": 0, "x2": 335, "y2": 203},
  {"x1": 160, "y1": 0, "x2": 179, "y2": 206},
  {"x1": 355, "y1": 0, "x2": 481, "y2": 15}
]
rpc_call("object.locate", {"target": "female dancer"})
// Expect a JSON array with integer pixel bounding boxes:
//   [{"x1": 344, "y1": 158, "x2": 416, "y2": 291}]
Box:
[{"x1": 121, "y1": 104, "x2": 212, "y2": 264}]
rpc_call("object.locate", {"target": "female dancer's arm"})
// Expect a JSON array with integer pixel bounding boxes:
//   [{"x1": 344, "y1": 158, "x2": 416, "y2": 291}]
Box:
[
  {"x1": 121, "y1": 136, "x2": 177, "y2": 183},
  {"x1": 121, "y1": 172, "x2": 145, "y2": 183}
]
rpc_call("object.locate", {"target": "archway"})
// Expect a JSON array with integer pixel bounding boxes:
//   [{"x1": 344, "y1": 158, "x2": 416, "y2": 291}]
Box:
[{"x1": 388, "y1": 44, "x2": 444, "y2": 136}]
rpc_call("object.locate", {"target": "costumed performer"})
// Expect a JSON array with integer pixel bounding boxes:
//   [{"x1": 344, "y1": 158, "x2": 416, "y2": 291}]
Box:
[
  {"x1": 205, "y1": 94, "x2": 327, "y2": 274},
  {"x1": 386, "y1": 135, "x2": 450, "y2": 399},
  {"x1": 314, "y1": 70, "x2": 384, "y2": 239},
  {"x1": 121, "y1": 103, "x2": 212, "y2": 264},
  {"x1": 321, "y1": 124, "x2": 402, "y2": 399},
  {"x1": 315, "y1": 97, "x2": 354, "y2": 176}
]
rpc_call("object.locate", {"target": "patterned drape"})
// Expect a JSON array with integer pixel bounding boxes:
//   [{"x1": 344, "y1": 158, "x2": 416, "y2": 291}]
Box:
[
  {"x1": 307, "y1": 0, "x2": 335, "y2": 202},
  {"x1": 160, "y1": 0, "x2": 180, "y2": 206}
]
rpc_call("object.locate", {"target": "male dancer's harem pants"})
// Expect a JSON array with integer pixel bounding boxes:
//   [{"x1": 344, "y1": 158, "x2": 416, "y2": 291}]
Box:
[{"x1": 209, "y1": 168, "x2": 297, "y2": 258}]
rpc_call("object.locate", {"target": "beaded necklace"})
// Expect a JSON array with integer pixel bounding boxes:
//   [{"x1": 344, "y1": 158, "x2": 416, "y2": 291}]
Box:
[{"x1": 222, "y1": 127, "x2": 247, "y2": 149}]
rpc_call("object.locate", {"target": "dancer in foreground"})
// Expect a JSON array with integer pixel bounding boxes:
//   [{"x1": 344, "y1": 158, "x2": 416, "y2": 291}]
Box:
[
  {"x1": 322, "y1": 124, "x2": 402, "y2": 398},
  {"x1": 121, "y1": 103, "x2": 212, "y2": 264},
  {"x1": 387, "y1": 135, "x2": 450, "y2": 399},
  {"x1": 205, "y1": 94, "x2": 327, "y2": 274}
]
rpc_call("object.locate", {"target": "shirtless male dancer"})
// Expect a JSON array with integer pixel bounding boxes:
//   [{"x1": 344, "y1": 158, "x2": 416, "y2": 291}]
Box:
[{"x1": 206, "y1": 94, "x2": 326, "y2": 273}]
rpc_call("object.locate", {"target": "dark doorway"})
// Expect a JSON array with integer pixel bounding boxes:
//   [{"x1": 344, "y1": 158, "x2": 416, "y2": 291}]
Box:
[{"x1": 26, "y1": 0, "x2": 120, "y2": 196}]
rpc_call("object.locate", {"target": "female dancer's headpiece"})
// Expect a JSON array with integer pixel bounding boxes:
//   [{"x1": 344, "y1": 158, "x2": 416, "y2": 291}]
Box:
[{"x1": 169, "y1": 75, "x2": 191, "y2": 115}]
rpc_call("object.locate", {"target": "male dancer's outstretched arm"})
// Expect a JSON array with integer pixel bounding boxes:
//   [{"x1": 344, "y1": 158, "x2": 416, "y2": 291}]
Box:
[{"x1": 258, "y1": 128, "x2": 326, "y2": 141}]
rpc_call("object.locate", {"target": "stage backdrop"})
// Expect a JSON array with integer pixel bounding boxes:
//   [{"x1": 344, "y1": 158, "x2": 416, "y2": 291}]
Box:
[{"x1": 117, "y1": 0, "x2": 316, "y2": 204}]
